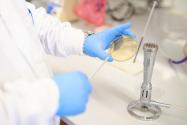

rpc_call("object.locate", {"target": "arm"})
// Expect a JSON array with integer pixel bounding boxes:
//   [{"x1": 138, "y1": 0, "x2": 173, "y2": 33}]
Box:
[
  {"x1": 26, "y1": 3, "x2": 135, "y2": 62},
  {"x1": 0, "y1": 73, "x2": 92, "y2": 124},
  {"x1": 0, "y1": 79, "x2": 59, "y2": 125},
  {"x1": 27, "y1": 3, "x2": 85, "y2": 57}
]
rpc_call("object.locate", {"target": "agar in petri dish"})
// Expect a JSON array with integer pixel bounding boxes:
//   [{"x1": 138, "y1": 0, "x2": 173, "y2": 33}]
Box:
[{"x1": 109, "y1": 36, "x2": 138, "y2": 62}]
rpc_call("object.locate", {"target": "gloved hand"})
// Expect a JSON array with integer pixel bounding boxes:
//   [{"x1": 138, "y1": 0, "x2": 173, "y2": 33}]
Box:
[
  {"x1": 84, "y1": 22, "x2": 135, "y2": 62},
  {"x1": 53, "y1": 71, "x2": 92, "y2": 117}
]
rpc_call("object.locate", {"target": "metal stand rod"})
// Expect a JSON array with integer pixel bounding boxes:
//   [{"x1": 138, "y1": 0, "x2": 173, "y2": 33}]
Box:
[{"x1": 133, "y1": 1, "x2": 158, "y2": 63}]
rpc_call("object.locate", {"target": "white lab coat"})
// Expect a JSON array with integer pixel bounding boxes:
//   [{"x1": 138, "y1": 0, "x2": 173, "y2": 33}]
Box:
[{"x1": 0, "y1": 0, "x2": 85, "y2": 125}]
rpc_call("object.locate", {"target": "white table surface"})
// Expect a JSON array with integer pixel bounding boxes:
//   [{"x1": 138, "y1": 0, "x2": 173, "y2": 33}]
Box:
[
  {"x1": 48, "y1": 51, "x2": 187, "y2": 125},
  {"x1": 48, "y1": 8, "x2": 187, "y2": 125}
]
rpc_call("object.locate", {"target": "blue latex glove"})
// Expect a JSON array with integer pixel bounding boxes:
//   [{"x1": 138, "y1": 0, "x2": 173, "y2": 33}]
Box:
[
  {"x1": 84, "y1": 22, "x2": 135, "y2": 62},
  {"x1": 53, "y1": 71, "x2": 92, "y2": 117}
]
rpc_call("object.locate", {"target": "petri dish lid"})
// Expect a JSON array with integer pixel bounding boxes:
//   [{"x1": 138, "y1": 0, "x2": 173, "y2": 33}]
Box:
[{"x1": 109, "y1": 36, "x2": 138, "y2": 62}]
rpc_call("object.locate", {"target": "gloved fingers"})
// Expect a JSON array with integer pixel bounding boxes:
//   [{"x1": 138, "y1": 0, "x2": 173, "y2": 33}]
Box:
[
  {"x1": 122, "y1": 29, "x2": 136, "y2": 39},
  {"x1": 82, "y1": 90, "x2": 90, "y2": 106},
  {"x1": 96, "y1": 48, "x2": 113, "y2": 62},
  {"x1": 104, "y1": 30, "x2": 135, "y2": 49},
  {"x1": 75, "y1": 92, "x2": 89, "y2": 115},
  {"x1": 87, "y1": 82, "x2": 93, "y2": 93},
  {"x1": 76, "y1": 71, "x2": 93, "y2": 93},
  {"x1": 102, "y1": 22, "x2": 132, "y2": 43},
  {"x1": 65, "y1": 103, "x2": 86, "y2": 116},
  {"x1": 83, "y1": 80, "x2": 93, "y2": 94},
  {"x1": 112, "y1": 22, "x2": 132, "y2": 31},
  {"x1": 73, "y1": 103, "x2": 87, "y2": 115},
  {"x1": 109, "y1": 22, "x2": 132, "y2": 35},
  {"x1": 104, "y1": 36, "x2": 120, "y2": 49}
]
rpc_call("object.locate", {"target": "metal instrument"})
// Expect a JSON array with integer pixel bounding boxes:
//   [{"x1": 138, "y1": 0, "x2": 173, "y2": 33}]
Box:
[
  {"x1": 133, "y1": 1, "x2": 158, "y2": 63},
  {"x1": 128, "y1": 43, "x2": 161, "y2": 121}
]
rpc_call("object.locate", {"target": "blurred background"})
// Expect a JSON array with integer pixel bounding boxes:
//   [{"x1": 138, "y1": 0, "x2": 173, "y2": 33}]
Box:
[{"x1": 27, "y1": 0, "x2": 187, "y2": 79}]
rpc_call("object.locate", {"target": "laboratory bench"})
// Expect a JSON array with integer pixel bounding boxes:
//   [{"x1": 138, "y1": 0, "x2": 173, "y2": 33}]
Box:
[
  {"x1": 48, "y1": 7, "x2": 187, "y2": 125},
  {"x1": 49, "y1": 51, "x2": 187, "y2": 125}
]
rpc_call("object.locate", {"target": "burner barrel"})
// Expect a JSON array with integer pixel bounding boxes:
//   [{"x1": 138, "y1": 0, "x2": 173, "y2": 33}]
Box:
[{"x1": 140, "y1": 43, "x2": 158, "y2": 102}]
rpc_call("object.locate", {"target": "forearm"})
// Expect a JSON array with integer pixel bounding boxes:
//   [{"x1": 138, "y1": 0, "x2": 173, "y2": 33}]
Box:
[
  {"x1": 0, "y1": 79, "x2": 59, "y2": 125},
  {"x1": 27, "y1": 3, "x2": 85, "y2": 57}
]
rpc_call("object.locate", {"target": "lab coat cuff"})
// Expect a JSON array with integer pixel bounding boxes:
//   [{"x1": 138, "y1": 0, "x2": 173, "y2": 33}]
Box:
[
  {"x1": 37, "y1": 78, "x2": 60, "y2": 117},
  {"x1": 61, "y1": 27, "x2": 85, "y2": 56},
  {"x1": 3, "y1": 78, "x2": 60, "y2": 119}
]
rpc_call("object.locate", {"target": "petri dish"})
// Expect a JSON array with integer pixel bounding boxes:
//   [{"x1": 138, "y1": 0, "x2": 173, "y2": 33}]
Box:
[{"x1": 109, "y1": 36, "x2": 138, "y2": 62}]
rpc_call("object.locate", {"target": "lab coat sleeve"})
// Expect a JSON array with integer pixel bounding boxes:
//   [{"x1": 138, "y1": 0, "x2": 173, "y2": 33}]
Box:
[
  {"x1": 27, "y1": 3, "x2": 85, "y2": 57},
  {"x1": 0, "y1": 78, "x2": 59, "y2": 125}
]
